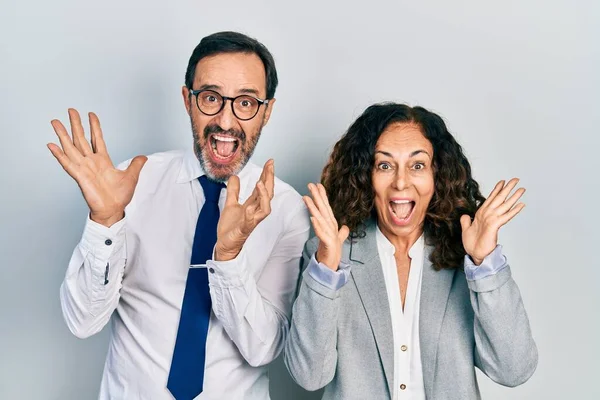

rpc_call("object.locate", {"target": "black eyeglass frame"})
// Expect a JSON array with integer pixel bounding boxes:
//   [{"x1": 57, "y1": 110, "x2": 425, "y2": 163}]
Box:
[{"x1": 188, "y1": 89, "x2": 270, "y2": 121}]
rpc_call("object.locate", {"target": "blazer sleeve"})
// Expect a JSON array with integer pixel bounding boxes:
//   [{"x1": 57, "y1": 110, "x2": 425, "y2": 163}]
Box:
[
  {"x1": 283, "y1": 237, "x2": 341, "y2": 391},
  {"x1": 468, "y1": 264, "x2": 539, "y2": 387}
]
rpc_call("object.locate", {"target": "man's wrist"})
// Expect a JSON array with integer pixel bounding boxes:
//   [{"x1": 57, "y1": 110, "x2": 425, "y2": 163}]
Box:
[
  {"x1": 90, "y1": 210, "x2": 125, "y2": 228},
  {"x1": 214, "y1": 241, "x2": 245, "y2": 261}
]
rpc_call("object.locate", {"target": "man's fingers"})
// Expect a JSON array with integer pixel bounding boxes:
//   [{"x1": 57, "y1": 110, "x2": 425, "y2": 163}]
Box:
[
  {"x1": 225, "y1": 175, "x2": 241, "y2": 206},
  {"x1": 265, "y1": 160, "x2": 275, "y2": 199},
  {"x1": 47, "y1": 143, "x2": 77, "y2": 178},
  {"x1": 50, "y1": 118, "x2": 83, "y2": 163},
  {"x1": 256, "y1": 181, "x2": 271, "y2": 218},
  {"x1": 125, "y1": 155, "x2": 147, "y2": 182},
  {"x1": 243, "y1": 184, "x2": 260, "y2": 209},
  {"x1": 258, "y1": 159, "x2": 275, "y2": 198},
  {"x1": 89, "y1": 112, "x2": 110, "y2": 158},
  {"x1": 68, "y1": 108, "x2": 93, "y2": 156},
  {"x1": 257, "y1": 159, "x2": 269, "y2": 185}
]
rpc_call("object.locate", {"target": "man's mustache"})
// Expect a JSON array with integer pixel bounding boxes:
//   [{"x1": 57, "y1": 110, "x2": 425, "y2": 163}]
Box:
[{"x1": 204, "y1": 125, "x2": 246, "y2": 142}]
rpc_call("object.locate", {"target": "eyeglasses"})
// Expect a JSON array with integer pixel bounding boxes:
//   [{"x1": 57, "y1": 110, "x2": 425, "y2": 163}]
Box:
[{"x1": 189, "y1": 89, "x2": 270, "y2": 121}]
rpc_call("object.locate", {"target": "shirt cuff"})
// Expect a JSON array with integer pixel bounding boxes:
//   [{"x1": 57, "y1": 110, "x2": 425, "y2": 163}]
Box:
[
  {"x1": 464, "y1": 245, "x2": 508, "y2": 281},
  {"x1": 80, "y1": 215, "x2": 126, "y2": 259},
  {"x1": 307, "y1": 254, "x2": 351, "y2": 291},
  {"x1": 207, "y1": 249, "x2": 249, "y2": 288}
]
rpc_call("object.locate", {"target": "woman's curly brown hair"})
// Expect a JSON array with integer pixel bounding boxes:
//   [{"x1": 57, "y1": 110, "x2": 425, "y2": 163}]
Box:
[{"x1": 321, "y1": 103, "x2": 486, "y2": 270}]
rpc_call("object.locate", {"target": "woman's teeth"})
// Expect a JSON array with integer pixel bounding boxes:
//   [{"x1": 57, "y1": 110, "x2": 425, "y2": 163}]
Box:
[{"x1": 390, "y1": 200, "x2": 415, "y2": 219}]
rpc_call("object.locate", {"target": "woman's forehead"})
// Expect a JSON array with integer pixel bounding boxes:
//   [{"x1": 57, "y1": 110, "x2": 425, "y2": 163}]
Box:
[{"x1": 375, "y1": 123, "x2": 432, "y2": 155}]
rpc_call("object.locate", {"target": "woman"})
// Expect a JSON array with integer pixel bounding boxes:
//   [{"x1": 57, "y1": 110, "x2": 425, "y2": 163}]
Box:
[{"x1": 284, "y1": 103, "x2": 537, "y2": 399}]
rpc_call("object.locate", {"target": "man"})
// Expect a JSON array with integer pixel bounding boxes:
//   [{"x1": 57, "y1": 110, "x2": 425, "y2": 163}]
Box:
[{"x1": 48, "y1": 31, "x2": 309, "y2": 399}]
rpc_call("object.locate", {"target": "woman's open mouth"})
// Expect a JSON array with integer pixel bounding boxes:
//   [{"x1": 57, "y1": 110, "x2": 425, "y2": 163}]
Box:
[
  {"x1": 389, "y1": 199, "x2": 416, "y2": 226},
  {"x1": 208, "y1": 134, "x2": 241, "y2": 164}
]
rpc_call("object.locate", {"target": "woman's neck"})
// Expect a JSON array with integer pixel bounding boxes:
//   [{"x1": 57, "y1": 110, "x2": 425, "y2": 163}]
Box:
[{"x1": 377, "y1": 222, "x2": 423, "y2": 257}]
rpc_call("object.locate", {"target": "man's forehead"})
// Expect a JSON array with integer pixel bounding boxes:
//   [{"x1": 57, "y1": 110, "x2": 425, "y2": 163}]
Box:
[{"x1": 194, "y1": 52, "x2": 266, "y2": 96}]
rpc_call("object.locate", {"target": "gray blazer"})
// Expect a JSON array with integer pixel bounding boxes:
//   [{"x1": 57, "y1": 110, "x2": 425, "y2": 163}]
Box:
[{"x1": 284, "y1": 219, "x2": 537, "y2": 399}]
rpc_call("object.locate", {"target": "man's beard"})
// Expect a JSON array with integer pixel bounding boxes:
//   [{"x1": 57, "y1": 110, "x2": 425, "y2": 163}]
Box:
[{"x1": 190, "y1": 117, "x2": 262, "y2": 182}]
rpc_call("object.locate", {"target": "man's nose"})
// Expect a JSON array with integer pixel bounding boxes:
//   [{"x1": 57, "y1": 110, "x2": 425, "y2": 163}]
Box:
[{"x1": 212, "y1": 99, "x2": 237, "y2": 131}]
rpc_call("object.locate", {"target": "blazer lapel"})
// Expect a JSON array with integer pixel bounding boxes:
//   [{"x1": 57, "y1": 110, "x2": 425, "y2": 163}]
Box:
[
  {"x1": 419, "y1": 245, "x2": 456, "y2": 398},
  {"x1": 347, "y1": 219, "x2": 394, "y2": 398}
]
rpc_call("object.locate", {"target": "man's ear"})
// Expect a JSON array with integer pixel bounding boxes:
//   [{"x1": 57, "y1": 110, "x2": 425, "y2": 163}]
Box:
[
  {"x1": 182, "y1": 86, "x2": 191, "y2": 116},
  {"x1": 262, "y1": 98, "x2": 276, "y2": 126}
]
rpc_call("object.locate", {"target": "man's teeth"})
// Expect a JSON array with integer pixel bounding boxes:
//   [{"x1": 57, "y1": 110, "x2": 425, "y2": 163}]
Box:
[
  {"x1": 213, "y1": 134, "x2": 237, "y2": 142},
  {"x1": 211, "y1": 135, "x2": 239, "y2": 152}
]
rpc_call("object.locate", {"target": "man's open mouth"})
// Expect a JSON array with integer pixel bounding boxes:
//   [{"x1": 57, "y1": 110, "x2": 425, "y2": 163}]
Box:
[{"x1": 209, "y1": 134, "x2": 241, "y2": 161}]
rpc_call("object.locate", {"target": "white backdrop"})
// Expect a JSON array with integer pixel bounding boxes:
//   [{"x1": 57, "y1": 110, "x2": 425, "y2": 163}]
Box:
[{"x1": 1, "y1": 0, "x2": 599, "y2": 399}]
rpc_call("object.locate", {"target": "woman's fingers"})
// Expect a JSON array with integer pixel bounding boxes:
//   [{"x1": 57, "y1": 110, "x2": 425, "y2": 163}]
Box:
[
  {"x1": 497, "y1": 203, "x2": 526, "y2": 227},
  {"x1": 303, "y1": 195, "x2": 324, "y2": 221},
  {"x1": 317, "y1": 183, "x2": 337, "y2": 226},
  {"x1": 310, "y1": 216, "x2": 326, "y2": 240},
  {"x1": 338, "y1": 225, "x2": 350, "y2": 242},
  {"x1": 308, "y1": 183, "x2": 335, "y2": 226},
  {"x1": 479, "y1": 180, "x2": 505, "y2": 211},
  {"x1": 488, "y1": 178, "x2": 520, "y2": 210},
  {"x1": 496, "y1": 187, "x2": 526, "y2": 216}
]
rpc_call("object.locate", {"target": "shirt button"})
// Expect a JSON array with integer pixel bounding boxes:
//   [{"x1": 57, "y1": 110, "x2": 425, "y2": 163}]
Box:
[
  {"x1": 401, "y1": 345, "x2": 408, "y2": 352},
  {"x1": 105, "y1": 239, "x2": 112, "y2": 246},
  {"x1": 208, "y1": 268, "x2": 215, "y2": 273},
  {"x1": 400, "y1": 384, "x2": 406, "y2": 390}
]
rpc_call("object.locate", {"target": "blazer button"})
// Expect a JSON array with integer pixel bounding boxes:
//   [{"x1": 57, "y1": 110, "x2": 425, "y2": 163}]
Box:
[
  {"x1": 209, "y1": 268, "x2": 215, "y2": 273},
  {"x1": 105, "y1": 239, "x2": 112, "y2": 246},
  {"x1": 400, "y1": 384, "x2": 407, "y2": 390},
  {"x1": 401, "y1": 345, "x2": 408, "y2": 352}
]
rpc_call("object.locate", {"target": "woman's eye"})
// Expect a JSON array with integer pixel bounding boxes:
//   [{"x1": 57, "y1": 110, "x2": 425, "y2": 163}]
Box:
[
  {"x1": 413, "y1": 162, "x2": 425, "y2": 170},
  {"x1": 378, "y1": 163, "x2": 391, "y2": 170}
]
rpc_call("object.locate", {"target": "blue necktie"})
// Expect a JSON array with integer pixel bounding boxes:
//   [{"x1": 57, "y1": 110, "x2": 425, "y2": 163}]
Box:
[{"x1": 167, "y1": 175, "x2": 225, "y2": 400}]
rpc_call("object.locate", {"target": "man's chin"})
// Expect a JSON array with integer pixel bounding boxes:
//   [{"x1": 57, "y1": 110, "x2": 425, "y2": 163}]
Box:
[
  {"x1": 205, "y1": 165, "x2": 238, "y2": 182},
  {"x1": 200, "y1": 152, "x2": 244, "y2": 182}
]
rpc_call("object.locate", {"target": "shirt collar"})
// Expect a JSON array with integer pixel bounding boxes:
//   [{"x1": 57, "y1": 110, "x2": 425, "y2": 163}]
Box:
[
  {"x1": 176, "y1": 148, "x2": 203, "y2": 184},
  {"x1": 176, "y1": 148, "x2": 253, "y2": 185}
]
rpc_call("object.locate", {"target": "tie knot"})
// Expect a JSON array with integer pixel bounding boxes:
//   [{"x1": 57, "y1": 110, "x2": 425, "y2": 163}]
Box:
[{"x1": 199, "y1": 176, "x2": 225, "y2": 203}]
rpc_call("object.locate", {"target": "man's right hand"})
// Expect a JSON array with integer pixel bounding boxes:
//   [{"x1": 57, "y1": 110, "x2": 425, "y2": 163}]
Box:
[{"x1": 47, "y1": 108, "x2": 147, "y2": 227}]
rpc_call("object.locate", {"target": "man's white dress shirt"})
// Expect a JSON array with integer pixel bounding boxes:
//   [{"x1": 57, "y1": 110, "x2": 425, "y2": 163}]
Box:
[{"x1": 60, "y1": 149, "x2": 310, "y2": 399}]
